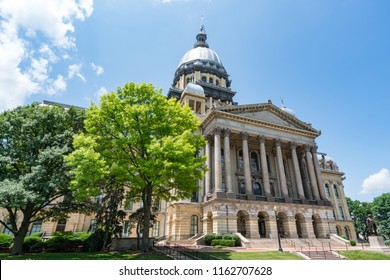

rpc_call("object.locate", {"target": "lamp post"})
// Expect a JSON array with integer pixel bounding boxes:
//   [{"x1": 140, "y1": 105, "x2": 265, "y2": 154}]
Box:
[{"x1": 274, "y1": 206, "x2": 283, "y2": 252}]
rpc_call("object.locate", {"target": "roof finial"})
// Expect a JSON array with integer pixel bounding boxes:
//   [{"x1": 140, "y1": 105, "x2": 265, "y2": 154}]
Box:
[
  {"x1": 200, "y1": 15, "x2": 205, "y2": 33},
  {"x1": 281, "y1": 97, "x2": 285, "y2": 108},
  {"x1": 194, "y1": 16, "x2": 209, "y2": 48}
]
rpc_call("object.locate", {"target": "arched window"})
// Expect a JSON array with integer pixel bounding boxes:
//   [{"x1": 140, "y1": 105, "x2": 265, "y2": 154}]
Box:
[
  {"x1": 251, "y1": 152, "x2": 259, "y2": 171},
  {"x1": 190, "y1": 215, "x2": 198, "y2": 235},
  {"x1": 333, "y1": 185, "x2": 339, "y2": 198},
  {"x1": 344, "y1": 226, "x2": 350, "y2": 239},
  {"x1": 238, "y1": 149, "x2": 244, "y2": 172},
  {"x1": 240, "y1": 181, "x2": 246, "y2": 194},
  {"x1": 216, "y1": 79, "x2": 219, "y2": 86},
  {"x1": 209, "y1": 77, "x2": 213, "y2": 84},
  {"x1": 253, "y1": 182, "x2": 263, "y2": 196},
  {"x1": 186, "y1": 77, "x2": 191, "y2": 85},
  {"x1": 201, "y1": 76, "x2": 207, "y2": 83},
  {"x1": 324, "y1": 184, "x2": 331, "y2": 198}
]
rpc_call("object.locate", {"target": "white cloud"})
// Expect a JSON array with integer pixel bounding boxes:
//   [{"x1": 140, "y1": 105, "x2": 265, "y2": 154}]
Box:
[
  {"x1": 0, "y1": 0, "x2": 94, "y2": 111},
  {"x1": 96, "y1": 87, "x2": 108, "y2": 97},
  {"x1": 68, "y1": 64, "x2": 86, "y2": 83},
  {"x1": 91, "y1": 63, "x2": 104, "y2": 75},
  {"x1": 360, "y1": 168, "x2": 390, "y2": 195}
]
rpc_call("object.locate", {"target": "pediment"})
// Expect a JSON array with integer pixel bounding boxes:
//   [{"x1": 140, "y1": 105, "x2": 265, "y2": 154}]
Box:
[{"x1": 211, "y1": 103, "x2": 319, "y2": 135}]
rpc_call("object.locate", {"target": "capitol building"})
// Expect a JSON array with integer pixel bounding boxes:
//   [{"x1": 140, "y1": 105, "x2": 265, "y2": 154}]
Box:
[
  {"x1": 0, "y1": 26, "x2": 356, "y2": 245},
  {"x1": 164, "y1": 26, "x2": 356, "y2": 242}
]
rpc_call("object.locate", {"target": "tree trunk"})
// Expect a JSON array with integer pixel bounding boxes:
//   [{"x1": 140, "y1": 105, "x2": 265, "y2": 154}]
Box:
[
  {"x1": 141, "y1": 187, "x2": 153, "y2": 252},
  {"x1": 10, "y1": 218, "x2": 30, "y2": 255}
]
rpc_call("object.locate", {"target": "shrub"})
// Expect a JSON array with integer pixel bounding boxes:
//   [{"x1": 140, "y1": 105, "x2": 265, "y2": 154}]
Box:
[
  {"x1": 46, "y1": 232, "x2": 83, "y2": 252},
  {"x1": 29, "y1": 232, "x2": 43, "y2": 237},
  {"x1": 350, "y1": 240, "x2": 356, "y2": 246},
  {"x1": 204, "y1": 233, "x2": 241, "y2": 246},
  {"x1": 0, "y1": 234, "x2": 13, "y2": 248},
  {"x1": 204, "y1": 234, "x2": 217, "y2": 246},
  {"x1": 211, "y1": 239, "x2": 235, "y2": 247},
  {"x1": 83, "y1": 229, "x2": 109, "y2": 252},
  {"x1": 385, "y1": 240, "x2": 390, "y2": 246},
  {"x1": 23, "y1": 235, "x2": 45, "y2": 252},
  {"x1": 222, "y1": 234, "x2": 241, "y2": 246},
  {"x1": 73, "y1": 232, "x2": 92, "y2": 241}
]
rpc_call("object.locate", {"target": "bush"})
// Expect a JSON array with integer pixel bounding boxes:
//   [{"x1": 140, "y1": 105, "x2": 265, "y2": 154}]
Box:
[
  {"x1": 385, "y1": 240, "x2": 390, "y2": 246},
  {"x1": 0, "y1": 234, "x2": 13, "y2": 248},
  {"x1": 204, "y1": 234, "x2": 217, "y2": 246},
  {"x1": 23, "y1": 235, "x2": 45, "y2": 252},
  {"x1": 350, "y1": 240, "x2": 356, "y2": 246},
  {"x1": 211, "y1": 239, "x2": 236, "y2": 247},
  {"x1": 83, "y1": 229, "x2": 109, "y2": 252},
  {"x1": 204, "y1": 233, "x2": 241, "y2": 246},
  {"x1": 222, "y1": 234, "x2": 241, "y2": 246},
  {"x1": 46, "y1": 232, "x2": 83, "y2": 252},
  {"x1": 73, "y1": 232, "x2": 92, "y2": 242},
  {"x1": 29, "y1": 232, "x2": 43, "y2": 237}
]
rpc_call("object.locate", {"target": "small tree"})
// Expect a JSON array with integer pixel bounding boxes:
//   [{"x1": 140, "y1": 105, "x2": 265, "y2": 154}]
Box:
[
  {"x1": 0, "y1": 104, "x2": 87, "y2": 255},
  {"x1": 66, "y1": 82, "x2": 207, "y2": 252}
]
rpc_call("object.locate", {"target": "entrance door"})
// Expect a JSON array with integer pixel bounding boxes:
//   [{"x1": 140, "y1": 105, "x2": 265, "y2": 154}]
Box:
[
  {"x1": 237, "y1": 212, "x2": 247, "y2": 237},
  {"x1": 258, "y1": 215, "x2": 266, "y2": 238}
]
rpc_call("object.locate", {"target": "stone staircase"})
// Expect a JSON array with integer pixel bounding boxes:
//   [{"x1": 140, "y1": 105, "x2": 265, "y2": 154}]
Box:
[{"x1": 299, "y1": 250, "x2": 343, "y2": 260}]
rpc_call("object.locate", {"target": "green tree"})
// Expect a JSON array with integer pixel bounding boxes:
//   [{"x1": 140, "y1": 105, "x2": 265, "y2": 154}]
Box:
[
  {"x1": 66, "y1": 82, "x2": 207, "y2": 252},
  {"x1": 371, "y1": 193, "x2": 390, "y2": 239},
  {"x1": 0, "y1": 104, "x2": 87, "y2": 255},
  {"x1": 346, "y1": 197, "x2": 372, "y2": 239}
]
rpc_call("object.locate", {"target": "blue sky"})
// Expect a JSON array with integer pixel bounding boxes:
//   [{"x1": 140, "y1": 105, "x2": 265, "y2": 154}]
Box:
[{"x1": 1, "y1": 0, "x2": 389, "y2": 202}]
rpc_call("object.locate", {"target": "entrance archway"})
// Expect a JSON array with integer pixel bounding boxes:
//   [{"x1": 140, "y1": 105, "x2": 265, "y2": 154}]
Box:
[
  {"x1": 237, "y1": 210, "x2": 249, "y2": 237},
  {"x1": 258, "y1": 212, "x2": 267, "y2": 238},
  {"x1": 277, "y1": 212, "x2": 287, "y2": 237},
  {"x1": 312, "y1": 214, "x2": 321, "y2": 238},
  {"x1": 295, "y1": 213, "x2": 305, "y2": 238}
]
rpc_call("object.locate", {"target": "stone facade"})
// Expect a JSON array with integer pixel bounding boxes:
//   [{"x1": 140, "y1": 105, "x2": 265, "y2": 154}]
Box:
[{"x1": 0, "y1": 26, "x2": 356, "y2": 243}]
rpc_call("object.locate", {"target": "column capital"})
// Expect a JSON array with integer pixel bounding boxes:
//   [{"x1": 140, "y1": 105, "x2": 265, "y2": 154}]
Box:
[
  {"x1": 223, "y1": 128, "x2": 231, "y2": 137},
  {"x1": 274, "y1": 138, "x2": 282, "y2": 147},
  {"x1": 304, "y1": 144, "x2": 313, "y2": 152},
  {"x1": 311, "y1": 145, "x2": 319, "y2": 153},
  {"x1": 289, "y1": 141, "x2": 297, "y2": 150},
  {"x1": 205, "y1": 134, "x2": 213, "y2": 142},
  {"x1": 258, "y1": 135, "x2": 266, "y2": 144},
  {"x1": 241, "y1": 132, "x2": 249, "y2": 140},
  {"x1": 213, "y1": 127, "x2": 222, "y2": 135}
]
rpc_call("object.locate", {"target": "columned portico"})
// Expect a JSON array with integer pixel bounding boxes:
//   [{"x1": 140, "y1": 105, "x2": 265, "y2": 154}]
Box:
[
  {"x1": 241, "y1": 132, "x2": 252, "y2": 195},
  {"x1": 258, "y1": 135, "x2": 271, "y2": 196},
  {"x1": 305, "y1": 145, "x2": 320, "y2": 200},
  {"x1": 223, "y1": 129, "x2": 234, "y2": 198},
  {"x1": 214, "y1": 127, "x2": 223, "y2": 196},
  {"x1": 205, "y1": 135, "x2": 212, "y2": 198},
  {"x1": 274, "y1": 139, "x2": 289, "y2": 198},
  {"x1": 290, "y1": 142, "x2": 305, "y2": 199}
]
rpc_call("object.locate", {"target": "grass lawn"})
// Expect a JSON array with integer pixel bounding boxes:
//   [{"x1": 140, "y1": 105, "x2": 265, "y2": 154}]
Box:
[
  {"x1": 0, "y1": 251, "x2": 172, "y2": 260},
  {"x1": 205, "y1": 251, "x2": 303, "y2": 260},
  {"x1": 338, "y1": 250, "x2": 390, "y2": 260}
]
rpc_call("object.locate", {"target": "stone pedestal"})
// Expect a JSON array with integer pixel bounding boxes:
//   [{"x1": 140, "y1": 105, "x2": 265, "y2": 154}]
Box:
[
  {"x1": 368, "y1": 236, "x2": 390, "y2": 254},
  {"x1": 368, "y1": 236, "x2": 386, "y2": 249}
]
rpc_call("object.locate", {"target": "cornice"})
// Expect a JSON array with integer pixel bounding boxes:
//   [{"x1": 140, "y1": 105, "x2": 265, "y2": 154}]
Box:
[{"x1": 201, "y1": 108, "x2": 321, "y2": 138}]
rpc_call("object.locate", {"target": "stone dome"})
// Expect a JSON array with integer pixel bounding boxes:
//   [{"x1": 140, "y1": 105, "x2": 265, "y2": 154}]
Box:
[
  {"x1": 184, "y1": 83, "x2": 204, "y2": 95},
  {"x1": 178, "y1": 47, "x2": 223, "y2": 68}
]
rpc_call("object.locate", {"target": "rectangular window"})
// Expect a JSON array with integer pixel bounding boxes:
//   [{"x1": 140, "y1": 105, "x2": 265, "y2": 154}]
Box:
[
  {"x1": 124, "y1": 200, "x2": 133, "y2": 211},
  {"x1": 123, "y1": 220, "x2": 130, "y2": 237},
  {"x1": 153, "y1": 221, "x2": 160, "y2": 237},
  {"x1": 338, "y1": 206, "x2": 345, "y2": 220},
  {"x1": 30, "y1": 221, "x2": 42, "y2": 235}
]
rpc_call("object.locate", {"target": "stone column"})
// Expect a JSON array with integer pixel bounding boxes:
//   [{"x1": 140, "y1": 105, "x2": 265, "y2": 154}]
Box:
[
  {"x1": 311, "y1": 146, "x2": 327, "y2": 201},
  {"x1": 290, "y1": 142, "x2": 305, "y2": 199},
  {"x1": 205, "y1": 135, "x2": 212, "y2": 198},
  {"x1": 305, "y1": 145, "x2": 320, "y2": 200},
  {"x1": 214, "y1": 127, "x2": 223, "y2": 195},
  {"x1": 241, "y1": 132, "x2": 252, "y2": 195},
  {"x1": 223, "y1": 129, "x2": 234, "y2": 199},
  {"x1": 258, "y1": 135, "x2": 271, "y2": 196},
  {"x1": 275, "y1": 139, "x2": 289, "y2": 198}
]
